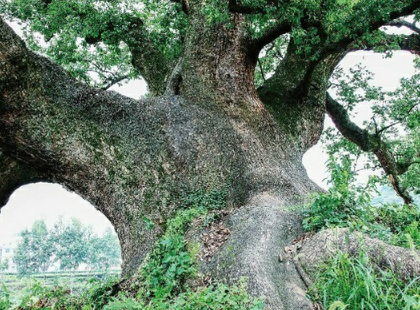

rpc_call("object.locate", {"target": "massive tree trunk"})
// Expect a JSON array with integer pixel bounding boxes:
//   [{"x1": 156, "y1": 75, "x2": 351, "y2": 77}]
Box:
[
  {"x1": 1, "y1": 0, "x2": 419, "y2": 308},
  {"x1": 0, "y1": 17, "x2": 319, "y2": 309}
]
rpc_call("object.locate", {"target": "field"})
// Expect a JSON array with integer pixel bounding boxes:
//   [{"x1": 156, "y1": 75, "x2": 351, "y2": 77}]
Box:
[{"x1": 0, "y1": 271, "x2": 120, "y2": 306}]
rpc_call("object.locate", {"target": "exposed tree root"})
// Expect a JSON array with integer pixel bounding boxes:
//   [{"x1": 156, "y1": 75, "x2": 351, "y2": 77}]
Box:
[{"x1": 297, "y1": 228, "x2": 420, "y2": 280}]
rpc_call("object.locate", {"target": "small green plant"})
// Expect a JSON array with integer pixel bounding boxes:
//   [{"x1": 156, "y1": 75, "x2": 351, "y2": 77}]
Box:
[
  {"x1": 302, "y1": 156, "x2": 372, "y2": 232},
  {"x1": 17, "y1": 281, "x2": 81, "y2": 310},
  {"x1": 180, "y1": 187, "x2": 229, "y2": 211},
  {"x1": 0, "y1": 285, "x2": 11, "y2": 310},
  {"x1": 82, "y1": 277, "x2": 121, "y2": 309},
  {"x1": 309, "y1": 251, "x2": 420, "y2": 309}
]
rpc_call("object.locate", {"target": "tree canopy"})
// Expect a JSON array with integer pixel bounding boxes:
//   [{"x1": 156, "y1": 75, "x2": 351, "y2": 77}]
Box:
[{"x1": 13, "y1": 219, "x2": 121, "y2": 276}]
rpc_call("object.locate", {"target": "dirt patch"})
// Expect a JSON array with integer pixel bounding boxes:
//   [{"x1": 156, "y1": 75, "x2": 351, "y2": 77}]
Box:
[{"x1": 201, "y1": 218, "x2": 231, "y2": 262}]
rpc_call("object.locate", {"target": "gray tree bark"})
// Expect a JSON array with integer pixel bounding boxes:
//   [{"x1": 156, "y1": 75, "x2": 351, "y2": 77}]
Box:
[{"x1": 1, "y1": 1, "x2": 420, "y2": 307}]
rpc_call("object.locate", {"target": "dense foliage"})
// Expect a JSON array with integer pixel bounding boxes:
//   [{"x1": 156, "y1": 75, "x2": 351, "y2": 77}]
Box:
[
  {"x1": 302, "y1": 156, "x2": 420, "y2": 309},
  {"x1": 0, "y1": 0, "x2": 186, "y2": 90},
  {"x1": 13, "y1": 219, "x2": 121, "y2": 276}
]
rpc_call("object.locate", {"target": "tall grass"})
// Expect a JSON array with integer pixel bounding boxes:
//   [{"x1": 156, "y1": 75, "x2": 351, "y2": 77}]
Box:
[{"x1": 310, "y1": 252, "x2": 420, "y2": 310}]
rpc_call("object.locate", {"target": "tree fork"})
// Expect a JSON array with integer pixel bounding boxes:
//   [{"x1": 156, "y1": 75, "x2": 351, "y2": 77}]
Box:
[
  {"x1": 3, "y1": 0, "x2": 420, "y2": 307},
  {"x1": 0, "y1": 15, "x2": 323, "y2": 308},
  {"x1": 326, "y1": 94, "x2": 414, "y2": 204}
]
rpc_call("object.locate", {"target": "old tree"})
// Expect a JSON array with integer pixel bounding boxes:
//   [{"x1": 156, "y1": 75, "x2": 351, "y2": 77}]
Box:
[{"x1": 1, "y1": 0, "x2": 420, "y2": 308}]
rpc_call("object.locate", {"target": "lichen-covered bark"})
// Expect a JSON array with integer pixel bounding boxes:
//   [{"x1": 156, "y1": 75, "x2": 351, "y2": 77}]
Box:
[
  {"x1": 0, "y1": 13, "x2": 319, "y2": 272},
  {"x1": 258, "y1": 42, "x2": 345, "y2": 153},
  {"x1": 3, "y1": 1, "x2": 420, "y2": 307},
  {"x1": 0, "y1": 18, "x2": 244, "y2": 274},
  {"x1": 1, "y1": 14, "x2": 323, "y2": 307}
]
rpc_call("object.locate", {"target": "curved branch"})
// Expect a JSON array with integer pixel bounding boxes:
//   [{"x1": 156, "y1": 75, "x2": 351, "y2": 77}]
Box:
[
  {"x1": 251, "y1": 22, "x2": 293, "y2": 52},
  {"x1": 0, "y1": 18, "x2": 174, "y2": 272},
  {"x1": 326, "y1": 94, "x2": 413, "y2": 204},
  {"x1": 326, "y1": 0, "x2": 420, "y2": 53},
  {"x1": 170, "y1": 0, "x2": 190, "y2": 15},
  {"x1": 388, "y1": 19, "x2": 420, "y2": 34},
  {"x1": 326, "y1": 95, "x2": 378, "y2": 151},
  {"x1": 349, "y1": 33, "x2": 420, "y2": 55}
]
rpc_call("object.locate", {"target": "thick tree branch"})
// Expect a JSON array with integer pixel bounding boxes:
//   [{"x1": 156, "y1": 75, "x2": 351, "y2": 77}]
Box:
[
  {"x1": 349, "y1": 33, "x2": 420, "y2": 55},
  {"x1": 250, "y1": 10, "x2": 323, "y2": 53},
  {"x1": 326, "y1": 0, "x2": 420, "y2": 53},
  {"x1": 388, "y1": 19, "x2": 420, "y2": 34},
  {"x1": 251, "y1": 22, "x2": 293, "y2": 52},
  {"x1": 0, "y1": 18, "x2": 174, "y2": 272},
  {"x1": 326, "y1": 94, "x2": 376, "y2": 151},
  {"x1": 326, "y1": 94, "x2": 413, "y2": 204}
]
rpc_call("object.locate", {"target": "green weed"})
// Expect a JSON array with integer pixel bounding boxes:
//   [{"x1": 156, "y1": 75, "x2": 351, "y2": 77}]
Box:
[
  {"x1": 310, "y1": 252, "x2": 420, "y2": 310},
  {"x1": 0, "y1": 285, "x2": 11, "y2": 310}
]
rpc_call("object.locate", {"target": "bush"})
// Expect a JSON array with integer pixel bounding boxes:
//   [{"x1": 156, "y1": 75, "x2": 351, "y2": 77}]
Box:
[{"x1": 302, "y1": 156, "x2": 420, "y2": 251}]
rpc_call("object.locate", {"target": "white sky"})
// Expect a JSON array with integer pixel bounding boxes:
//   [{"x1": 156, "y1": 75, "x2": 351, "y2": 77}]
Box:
[
  {"x1": 303, "y1": 51, "x2": 416, "y2": 187},
  {"x1": 0, "y1": 23, "x2": 417, "y2": 246}
]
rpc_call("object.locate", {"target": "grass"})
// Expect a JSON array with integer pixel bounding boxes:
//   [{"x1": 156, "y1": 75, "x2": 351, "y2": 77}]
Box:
[
  {"x1": 309, "y1": 252, "x2": 420, "y2": 310},
  {"x1": 0, "y1": 271, "x2": 119, "y2": 306},
  {"x1": 302, "y1": 157, "x2": 420, "y2": 309}
]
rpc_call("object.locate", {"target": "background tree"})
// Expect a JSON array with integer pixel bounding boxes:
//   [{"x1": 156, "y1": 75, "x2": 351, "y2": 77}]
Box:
[
  {"x1": 0, "y1": 258, "x2": 9, "y2": 273},
  {"x1": 1, "y1": 0, "x2": 420, "y2": 308},
  {"x1": 86, "y1": 227, "x2": 122, "y2": 271},
  {"x1": 51, "y1": 218, "x2": 92, "y2": 272},
  {"x1": 13, "y1": 218, "x2": 122, "y2": 274},
  {"x1": 13, "y1": 220, "x2": 53, "y2": 276}
]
